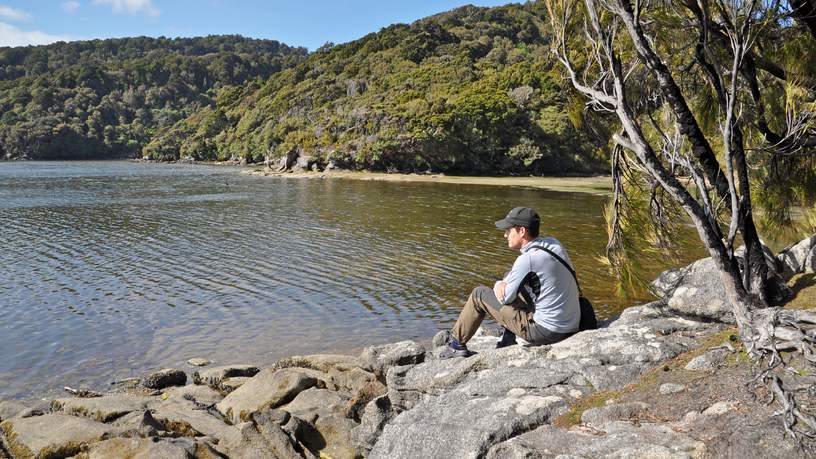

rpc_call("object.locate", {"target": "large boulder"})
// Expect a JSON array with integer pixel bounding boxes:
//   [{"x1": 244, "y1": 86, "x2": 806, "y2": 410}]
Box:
[
  {"x1": 650, "y1": 257, "x2": 734, "y2": 321},
  {"x1": 778, "y1": 235, "x2": 816, "y2": 279},
  {"x1": 0, "y1": 414, "x2": 109, "y2": 459},
  {"x1": 217, "y1": 368, "x2": 320, "y2": 424}
]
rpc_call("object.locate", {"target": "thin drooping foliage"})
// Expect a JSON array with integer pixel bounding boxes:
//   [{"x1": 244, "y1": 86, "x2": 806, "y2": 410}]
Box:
[{"x1": 545, "y1": 0, "x2": 816, "y2": 442}]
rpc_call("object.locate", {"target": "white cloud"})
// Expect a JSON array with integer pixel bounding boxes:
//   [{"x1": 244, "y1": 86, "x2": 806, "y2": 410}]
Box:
[
  {"x1": 92, "y1": 0, "x2": 160, "y2": 17},
  {"x1": 0, "y1": 5, "x2": 31, "y2": 22},
  {"x1": 0, "y1": 21, "x2": 71, "y2": 47},
  {"x1": 62, "y1": 1, "x2": 81, "y2": 13}
]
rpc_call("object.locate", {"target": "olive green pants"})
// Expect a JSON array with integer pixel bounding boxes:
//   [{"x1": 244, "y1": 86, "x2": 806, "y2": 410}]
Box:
[{"x1": 451, "y1": 285, "x2": 533, "y2": 345}]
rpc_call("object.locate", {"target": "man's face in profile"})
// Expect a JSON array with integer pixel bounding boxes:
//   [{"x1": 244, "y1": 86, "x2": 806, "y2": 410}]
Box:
[{"x1": 504, "y1": 226, "x2": 525, "y2": 250}]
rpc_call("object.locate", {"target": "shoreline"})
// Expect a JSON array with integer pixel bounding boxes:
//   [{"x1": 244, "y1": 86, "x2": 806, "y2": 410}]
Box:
[{"x1": 245, "y1": 167, "x2": 613, "y2": 195}]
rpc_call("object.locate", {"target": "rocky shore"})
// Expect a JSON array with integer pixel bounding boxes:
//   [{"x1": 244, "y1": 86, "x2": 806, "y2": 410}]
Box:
[{"x1": 1, "y1": 235, "x2": 814, "y2": 458}]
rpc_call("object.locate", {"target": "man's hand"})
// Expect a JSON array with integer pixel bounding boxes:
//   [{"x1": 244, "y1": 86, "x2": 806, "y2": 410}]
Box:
[{"x1": 493, "y1": 281, "x2": 507, "y2": 303}]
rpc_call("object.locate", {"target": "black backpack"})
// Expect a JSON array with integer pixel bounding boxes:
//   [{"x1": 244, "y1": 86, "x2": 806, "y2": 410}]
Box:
[{"x1": 531, "y1": 245, "x2": 598, "y2": 331}]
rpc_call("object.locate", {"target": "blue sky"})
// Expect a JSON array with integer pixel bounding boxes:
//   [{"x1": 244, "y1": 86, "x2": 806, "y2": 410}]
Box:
[{"x1": 0, "y1": 1, "x2": 515, "y2": 50}]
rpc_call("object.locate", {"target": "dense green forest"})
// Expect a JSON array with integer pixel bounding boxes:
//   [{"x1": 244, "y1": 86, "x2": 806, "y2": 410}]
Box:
[
  {"x1": 143, "y1": 3, "x2": 609, "y2": 174},
  {"x1": 0, "y1": 36, "x2": 307, "y2": 160},
  {"x1": 0, "y1": 3, "x2": 610, "y2": 174}
]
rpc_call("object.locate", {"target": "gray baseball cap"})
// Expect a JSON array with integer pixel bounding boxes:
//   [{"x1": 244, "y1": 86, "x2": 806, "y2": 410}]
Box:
[{"x1": 495, "y1": 207, "x2": 540, "y2": 231}]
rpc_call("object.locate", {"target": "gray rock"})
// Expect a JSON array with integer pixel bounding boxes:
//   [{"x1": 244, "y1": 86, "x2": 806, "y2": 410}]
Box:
[
  {"x1": 220, "y1": 376, "x2": 251, "y2": 394},
  {"x1": 273, "y1": 353, "x2": 363, "y2": 373},
  {"x1": 702, "y1": 401, "x2": 738, "y2": 415},
  {"x1": 107, "y1": 410, "x2": 165, "y2": 438},
  {"x1": 345, "y1": 379, "x2": 388, "y2": 421},
  {"x1": 186, "y1": 358, "x2": 212, "y2": 367},
  {"x1": 581, "y1": 402, "x2": 651, "y2": 429},
  {"x1": 486, "y1": 422, "x2": 705, "y2": 459},
  {"x1": 651, "y1": 257, "x2": 734, "y2": 321},
  {"x1": 142, "y1": 368, "x2": 187, "y2": 389},
  {"x1": 431, "y1": 330, "x2": 451, "y2": 347},
  {"x1": 217, "y1": 410, "x2": 303, "y2": 459},
  {"x1": 659, "y1": 383, "x2": 686, "y2": 395},
  {"x1": 281, "y1": 388, "x2": 350, "y2": 423},
  {"x1": 0, "y1": 400, "x2": 27, "y2": 422},
  {"x1": 217, "y1": 368, "x2": 320, "y2": 424},
  {"x1": 684, "y1": 348, "x2": 730, "y2": 371},
  {"x1": 73, "y1": 437, "x2": 197, "y2": 459},
  {"x1": 549, "y1": 320, "x2": 701, "y2": 366},
  {"x1": 777, "y1": 235, "x2": 816, "y2": 279},
  {"x1": 370, "y1": 387, "x2": 569, "y2": 459},
  {"x1": 51, "y1": 394, "x2": 154, "y2": 422},
  {"x1": 352, "y1": 395, "x2": 395, "y2": 455},
  {"x1": 0, "y1": 414, "x2": 109, "y2": 459},
  {"x1": 192, "y1": 364, "x2": 259, "y2": 391},
  {"x1": 162, "y1": 383, "x2": 223, "y2": 406},
  {"x1": 359, "y1": 340, "x2": 426, "y2": 377},
  {"x1": 579, "y1": 363, "x2": 645, "y2": 391},
  {"x1": 149, "y1": 398, "x2": 241, "y2": 442},
  {"x1": 327, "y1": 366, "x2": 377, "y2": 393},
  {"x1": 307, "y1": 413, "x2": 362, "y2": 459}
]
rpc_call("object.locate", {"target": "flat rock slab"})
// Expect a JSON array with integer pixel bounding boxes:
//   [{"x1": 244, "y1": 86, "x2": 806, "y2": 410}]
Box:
[
  {"x1": 370, "y1": 384, "x2": 572, "y2": 459},
  {"x1": 486, "y1": 421, "x2": 706, "y2": 458},
  {"x1": 581, "y1": 402, "x2": 651, "y2": 429},
  {"x1": 142, "y1": 368, "x2": 186, "y2": 389},
  {"x1": 0, "y1": 414, "x2": 109, "y2": 459},
  {"x1": 51, "y1": 394, "x2": 154, "y2": 422},
  {"x1": 73, "y1": 437, "x2": 198, "y2": 459},
  {"x1": 217, "y1": 368, "x2": 319, "y2": 424},
  {"x1": 149, "y1": 399, "x2": 241, "y2": 442}
]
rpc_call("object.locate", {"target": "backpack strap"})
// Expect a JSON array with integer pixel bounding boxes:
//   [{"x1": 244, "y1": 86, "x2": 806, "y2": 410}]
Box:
[{"x1": 528, "y1": 244, "x2": 583, "y2": 295}]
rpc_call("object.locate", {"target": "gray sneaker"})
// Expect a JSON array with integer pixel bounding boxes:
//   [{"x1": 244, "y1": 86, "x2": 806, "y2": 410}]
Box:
[{"x1": 438, "y1": 343, "x2": 475, "y2": 359}]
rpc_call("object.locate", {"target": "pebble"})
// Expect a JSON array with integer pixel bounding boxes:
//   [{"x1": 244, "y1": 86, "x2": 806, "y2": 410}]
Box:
[
  {"x1": 659, "y1": 383, "x2": 686, "y2": 395},
  {"x1": 186, "y1": 358, "x2": 212, "y2": 367}
]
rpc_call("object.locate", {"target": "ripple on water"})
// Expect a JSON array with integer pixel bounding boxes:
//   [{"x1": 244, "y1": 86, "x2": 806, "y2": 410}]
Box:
[{"x1": 0, "y1": 161, "x2": 710, "y2": 400}]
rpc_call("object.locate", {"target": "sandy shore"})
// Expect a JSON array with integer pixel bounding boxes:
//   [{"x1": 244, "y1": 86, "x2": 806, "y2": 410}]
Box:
[{"x1": 244, "y1": 168, "x2": 613, "y2": 195}]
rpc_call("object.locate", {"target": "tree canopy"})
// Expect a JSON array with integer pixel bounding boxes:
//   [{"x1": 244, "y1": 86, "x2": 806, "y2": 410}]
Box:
[{"x1": 0, "y1": 35, "x2": 307, "y2": 160}]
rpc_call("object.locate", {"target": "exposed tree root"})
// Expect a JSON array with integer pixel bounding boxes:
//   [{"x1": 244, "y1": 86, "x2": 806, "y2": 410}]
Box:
[{"x1": 749, "y1": 308, "x2": 816, "y2": 443}]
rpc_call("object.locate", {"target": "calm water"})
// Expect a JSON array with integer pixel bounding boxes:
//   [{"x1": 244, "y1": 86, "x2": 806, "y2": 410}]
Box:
[{"x1": 1, "y1": 161, "x2": 705, "y2": 400}]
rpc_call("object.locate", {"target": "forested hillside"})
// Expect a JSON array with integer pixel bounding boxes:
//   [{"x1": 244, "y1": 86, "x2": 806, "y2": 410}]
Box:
[
  {"x1": 0, "y1": 36, "x2": 307, "y2": 160},
  {"x1": 0, "y1": 3, "x2": 611, "y2": 174},
  {"x1": 145, "y1": 3, "x2": 610, "y2": 174}
]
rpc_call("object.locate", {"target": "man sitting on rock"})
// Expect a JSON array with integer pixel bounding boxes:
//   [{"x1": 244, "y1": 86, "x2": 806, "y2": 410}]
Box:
[{"x1": 441, "y1": 207, "x2": 580, "y2": 358}]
